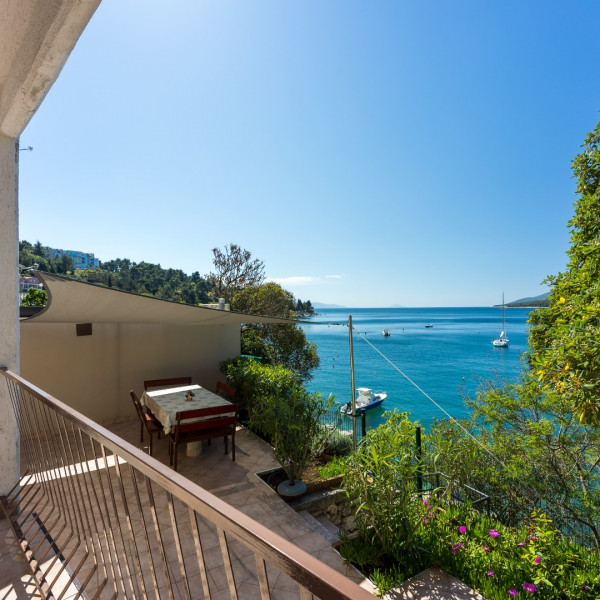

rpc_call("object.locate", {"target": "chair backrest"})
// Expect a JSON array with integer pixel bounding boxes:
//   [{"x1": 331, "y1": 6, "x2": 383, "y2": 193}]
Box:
[
  {"x1": 174, "y1": 404, "x2": 239, "y2": 438},
  {"x1": 144, "y1": 376, "x2": 192, "y2": 390},
  {"x1": 216, "y1": 380, "x2": 237, "y2": 400},
  {"x1": 130, "y1": 390, "x2": 144, "y2": 419}
]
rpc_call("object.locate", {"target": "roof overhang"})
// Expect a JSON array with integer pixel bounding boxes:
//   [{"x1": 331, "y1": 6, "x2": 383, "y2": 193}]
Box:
[
  {"x1": 26, "y1": 273, "x2": 294, "y2": 326},
  {"x1": 0, "y1": 1, "x2": 102, "y2": 138}
]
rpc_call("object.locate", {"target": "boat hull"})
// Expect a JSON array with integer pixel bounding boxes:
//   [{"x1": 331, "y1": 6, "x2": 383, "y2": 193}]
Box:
[{"x1": 340, "y1": 395, "x2": 386, "y2": 414}]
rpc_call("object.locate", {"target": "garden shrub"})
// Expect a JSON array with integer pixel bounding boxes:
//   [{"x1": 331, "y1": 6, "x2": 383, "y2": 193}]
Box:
[
  {"x1": 248, "y1": 386, "x2": 333, "y2": 484},
  {"x1": 220, "y1": 357, "x2": 303, "y2": 422},
  {"x1": 343, "y1": 411, "x2": 423, "y2": 564}
]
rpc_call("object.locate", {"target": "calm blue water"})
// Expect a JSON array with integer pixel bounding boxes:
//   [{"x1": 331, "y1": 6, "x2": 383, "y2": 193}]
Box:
[{"x1": 301, "y1": 307, "x2": 533, "y2": 430}]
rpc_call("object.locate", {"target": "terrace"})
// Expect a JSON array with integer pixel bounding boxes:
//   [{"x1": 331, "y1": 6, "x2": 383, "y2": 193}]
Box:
[
  {"x1": 1, "y1": 369, "x2": 486, "y2": 600},
  {"x1": 0, "y1": 368, "x2": 376, "y2": 599}
]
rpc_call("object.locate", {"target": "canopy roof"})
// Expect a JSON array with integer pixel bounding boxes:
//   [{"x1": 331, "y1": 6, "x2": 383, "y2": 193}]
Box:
[{"x1": 29, "y1": 273, "x2": 293, "y2": 326}]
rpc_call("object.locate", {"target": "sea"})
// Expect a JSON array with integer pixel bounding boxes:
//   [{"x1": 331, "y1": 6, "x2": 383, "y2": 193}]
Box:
[{"x1": 301, "y1": 307, "x2": 534, "y2": 431}]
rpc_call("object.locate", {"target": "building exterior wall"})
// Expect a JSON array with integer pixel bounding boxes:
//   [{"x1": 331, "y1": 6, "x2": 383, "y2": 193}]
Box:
[
  {"x1": 48, "y1": 248, "x2": 99, "y2": 269},
  {"x1": 20, "y1": 321, "x2": 240, "y2": 425},
  {"x1": 0, "y1": 133, "x2": 20, "y2": 494}
]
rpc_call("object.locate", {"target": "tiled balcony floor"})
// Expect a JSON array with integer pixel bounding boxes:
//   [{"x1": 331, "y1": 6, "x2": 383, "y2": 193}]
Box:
[
  {"x1": 2, "y1": 419, "x2": 483, "y2": 599},
  {"x1": 106, "y1": 419, "x2": 373, "y2": 593}
]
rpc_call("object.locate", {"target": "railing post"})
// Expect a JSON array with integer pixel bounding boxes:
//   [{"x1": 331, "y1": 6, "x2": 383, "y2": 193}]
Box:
[
  {"x1": 348, "y1": 315, "x2": 357, "y2": 451},
  {"x1": 416, "y1": 426, "x2": 423, "y2": 494}
]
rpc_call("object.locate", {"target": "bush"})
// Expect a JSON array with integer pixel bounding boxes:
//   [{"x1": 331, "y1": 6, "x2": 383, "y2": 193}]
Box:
[
  {"x1": 220, "y1": 357, "x2": 303, "y2": 422},
  {"x1": 343, "y1": 411, "x2": 423, "y2": 564},
  {"x1": 248, "y1": 386, "x2": 333, "y2": 484},
  {"x1": 311, "y1": 423, "x2": 353, "y2": 458}
]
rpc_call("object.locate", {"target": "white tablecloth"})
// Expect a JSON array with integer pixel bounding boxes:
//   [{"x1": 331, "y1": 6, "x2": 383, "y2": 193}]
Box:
[{"x1": 140, "y1": 384, "x2": 232, "y2": 434}]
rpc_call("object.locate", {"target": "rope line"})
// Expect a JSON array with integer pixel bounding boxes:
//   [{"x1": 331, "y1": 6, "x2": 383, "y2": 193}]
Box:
[{"x1": 352, "y1": 326, "x2": 514, "y2": 472}]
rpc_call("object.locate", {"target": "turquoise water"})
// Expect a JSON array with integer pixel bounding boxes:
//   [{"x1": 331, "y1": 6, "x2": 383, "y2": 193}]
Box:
[{"x1": 301, "y1": 307, "x2": 533, "y2": 430}]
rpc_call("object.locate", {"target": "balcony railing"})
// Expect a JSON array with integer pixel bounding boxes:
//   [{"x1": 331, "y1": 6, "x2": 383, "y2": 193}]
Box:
[{"x1": 0, "y1": 368, "x2": 374, "y2": 599}]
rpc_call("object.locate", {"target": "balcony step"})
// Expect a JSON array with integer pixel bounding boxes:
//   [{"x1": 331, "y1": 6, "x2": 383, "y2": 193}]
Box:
[{"x1": 297, "y1": 510, "x2": 341, "y2": 545}]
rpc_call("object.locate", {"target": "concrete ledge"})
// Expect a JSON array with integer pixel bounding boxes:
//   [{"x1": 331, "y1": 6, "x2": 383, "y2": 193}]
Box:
[{"x1": 383, "y1": 567, "x2": 485, "y2": 600}]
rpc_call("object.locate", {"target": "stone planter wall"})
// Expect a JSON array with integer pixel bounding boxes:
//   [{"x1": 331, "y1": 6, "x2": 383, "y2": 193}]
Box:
[{"x1": 290, "y1": 488, "x2": 357, "y2": 534}]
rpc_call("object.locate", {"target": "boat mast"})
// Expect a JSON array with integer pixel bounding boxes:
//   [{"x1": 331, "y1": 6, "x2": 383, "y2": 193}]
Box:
[{"x1": 348, "y1": 315, "x2": 357, "y2": 451}]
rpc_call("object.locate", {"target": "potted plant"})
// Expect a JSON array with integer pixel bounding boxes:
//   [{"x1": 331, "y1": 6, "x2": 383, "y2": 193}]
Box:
[{"x1": 250, "y1": 385, "x2": 333, "y2": 497}]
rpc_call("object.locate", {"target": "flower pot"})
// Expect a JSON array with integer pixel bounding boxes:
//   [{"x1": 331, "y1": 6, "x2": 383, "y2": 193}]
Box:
[{"x1": 277, "y1": 479, "x2": 307, "y2": 497}]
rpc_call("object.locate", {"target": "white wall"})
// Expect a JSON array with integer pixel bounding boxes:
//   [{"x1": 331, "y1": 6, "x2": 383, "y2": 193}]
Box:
[
  {"x1": 20, "y1": 321, "x2": 240, "y2": 424},
  {"x1": 0, "y1": 133, "x2": 19, "y2": 494}
]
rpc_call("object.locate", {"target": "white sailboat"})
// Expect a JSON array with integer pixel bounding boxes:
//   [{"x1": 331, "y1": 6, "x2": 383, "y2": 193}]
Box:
[{"x1": 492, "y1": 293, "x2": 509, "y2": 347}]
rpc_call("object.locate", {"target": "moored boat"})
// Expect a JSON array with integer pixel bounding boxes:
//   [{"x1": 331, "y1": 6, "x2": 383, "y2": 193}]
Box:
[
  {"x1": 340, "y1": 387, "x2": 387, "y2": 414},
  {"x1": 492, "y1": 293, "x2": 510, "y2": 347},
  {"x1": 382, "y1": 329, "x2": 391, "y2": 336}
]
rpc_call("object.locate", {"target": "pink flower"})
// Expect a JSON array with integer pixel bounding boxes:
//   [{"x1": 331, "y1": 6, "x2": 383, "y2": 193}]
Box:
[
  {"x1": 459, "y1": 526, "x2": 467, "y2": 533},
  {"x1": 523, "y1": 582, "x2": 537, "y2": 593},
  {"x1": 518, "y1": 541, "x2": 525, "y2": 547},
  {"x1": 482, "y1": 546, "x2": 490, "y2": 552},
  {"x1": 486, "y1": 571, "x2": 495, "y2": 577},
  {"x1": 423, "y1": 499, "x2": 428, "y2": 506},
  {"x1": 489, "y1": 529, "x2": 499, "y2": 538},
  {"x1": 534, "y1": 555, "x2": 541, "y2": 564},
  {"x1": 528, "y1": 535, "x2": 537, "y2": 541},
  {"x1": 509, "y1": 589, "x2": 518, "y2": 596}
]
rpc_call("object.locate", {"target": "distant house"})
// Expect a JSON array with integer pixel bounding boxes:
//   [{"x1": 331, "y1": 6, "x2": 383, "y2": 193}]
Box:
[
  {"x1": 48, "y1": 247, "x2": 100, "y2": 269},
  {"x1": 19, "y1": 276, "x2": 43, "y2": 291}
]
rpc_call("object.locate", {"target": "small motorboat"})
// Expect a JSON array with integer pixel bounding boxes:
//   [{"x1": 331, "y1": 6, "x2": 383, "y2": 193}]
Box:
[
  {"x1": 340, "y1": 388, "x2": 387, "y2": 414},
  {"x1": 382, "y1": 329, "x2": 391, "y2": 337},
  {"x1": 425, "y1": 323, "x2": 433, "y2": 328}
]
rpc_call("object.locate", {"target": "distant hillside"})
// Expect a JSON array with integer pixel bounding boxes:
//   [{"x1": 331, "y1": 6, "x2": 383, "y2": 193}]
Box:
[
  {"x1": 504, "y1": 293, "x2": 550, "y2": 307},
  {"x1": 312, "y1": 302, "x2": 346, "y2": 309}
]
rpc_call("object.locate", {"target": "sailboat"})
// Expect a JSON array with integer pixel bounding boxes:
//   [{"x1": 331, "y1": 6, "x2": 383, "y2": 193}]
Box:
[{"x1": 492, "y1": 293, "x2": 510, "y2": 347}]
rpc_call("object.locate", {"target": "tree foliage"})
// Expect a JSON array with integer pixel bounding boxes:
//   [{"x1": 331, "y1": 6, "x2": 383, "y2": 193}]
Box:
[
  {"x1": 209, "y1": 243, "x2": 265, "y2": 304},
  {"x1": 20, "y1": 287, "x2": 48, "y2": 306},
  {"x1": 19, "y1": 240, "x2": 73, "y2": 274},
  {"x1": 527, "y1": 119, "x2": 600, "y2": 424},
  {"x1": 424, "y1": 379, "x2": 600, "y2": 549},
  {"x1": 232, "y1": 283, "x2": 320, "y2": 381}
]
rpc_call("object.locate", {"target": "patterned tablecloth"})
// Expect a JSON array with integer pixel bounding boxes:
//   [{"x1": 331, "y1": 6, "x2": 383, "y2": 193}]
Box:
[{"x1": 140, "y1": 384, "x2": 232, "y2": 434}]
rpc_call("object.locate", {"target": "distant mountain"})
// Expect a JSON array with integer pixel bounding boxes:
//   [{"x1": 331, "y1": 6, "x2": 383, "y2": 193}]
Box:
[
  {"x1": 312, "y1": 302, "x2": 346, "y2": 308},
  {"x1": 504, "y1": 293, "x2": 550, "y2": 307}
]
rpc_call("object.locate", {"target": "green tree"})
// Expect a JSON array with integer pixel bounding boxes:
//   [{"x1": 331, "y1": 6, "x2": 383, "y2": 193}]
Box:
[
  {"x1": 21, "y1": 287, "x2": 47, "y2": 306},
  {"x1": 233, "y1": 283, "x2": 320, "y2": 381},
  {"x1": 450, "y1": 380, "x2": 600, "y2": 549},
  {"x1": 527, "y1": 119, "x2": 600, "y2": 424}
]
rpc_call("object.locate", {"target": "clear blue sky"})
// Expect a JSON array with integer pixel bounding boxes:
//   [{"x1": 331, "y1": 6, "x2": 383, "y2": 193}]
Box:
[{"x1": 18, "y1": 0, "x2": 600, "y2": 307}]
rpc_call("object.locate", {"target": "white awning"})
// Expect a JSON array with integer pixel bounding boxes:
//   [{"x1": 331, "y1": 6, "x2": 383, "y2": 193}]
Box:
[{"x1": 29, "y1": 273, "x2": 294, "y2": 326}]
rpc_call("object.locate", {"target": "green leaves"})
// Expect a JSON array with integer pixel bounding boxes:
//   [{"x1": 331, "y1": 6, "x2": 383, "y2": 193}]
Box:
[{"x1": 527, "y1": 118, "x2": 600, "y2": 425}]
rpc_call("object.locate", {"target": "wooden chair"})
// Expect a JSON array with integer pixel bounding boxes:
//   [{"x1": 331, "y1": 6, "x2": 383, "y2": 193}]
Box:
[
  {"x1": 130, "y1": 390, "x2": 163, "y2": 456},
  {"x1": 169, "y1": 404, "x2": 239, "y2": 471},
  {"x1": 144, "y1": 376, "x2": 192, "y2": 390},
  {"x1": 216, "y1": 380, "x2": 237, "y2": 401}
]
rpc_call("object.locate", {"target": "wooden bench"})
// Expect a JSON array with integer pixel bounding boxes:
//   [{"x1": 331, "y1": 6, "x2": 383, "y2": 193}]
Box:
[{"x1": 168, "y1": 404, "x2": 239, "y2": 471}]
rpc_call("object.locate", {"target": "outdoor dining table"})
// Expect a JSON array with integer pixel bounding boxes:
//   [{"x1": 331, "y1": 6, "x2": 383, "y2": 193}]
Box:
[{"x1": 140, "y1": 384, "x2": 233, "y2": 456}]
